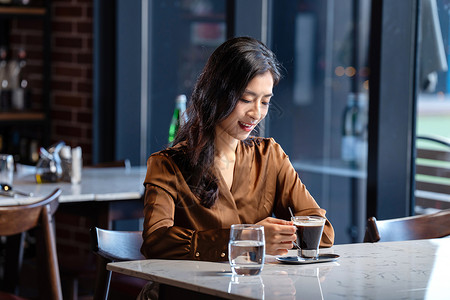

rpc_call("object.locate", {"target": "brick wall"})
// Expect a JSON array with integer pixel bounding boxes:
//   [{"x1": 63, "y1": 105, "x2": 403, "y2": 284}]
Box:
[
  {"x1": 10, "y1": 1, "x2": 96, "y2": 295},
  {"x1": 51, "y1": 0, "x2": 93, "y2": 164},
  {"x1": 11, "y1": 0, "x2": 94, "y2": 164},
  {"x1": 50, "y1": 0, "x2": 96, "y2": 283}
]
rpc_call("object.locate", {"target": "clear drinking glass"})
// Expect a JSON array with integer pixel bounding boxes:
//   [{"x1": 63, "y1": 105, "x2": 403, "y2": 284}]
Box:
[
  {"x1": 0, "y1": 154, "x2": 14, "y2": 186},
  {"x1": 228, "y1": 224, "x2": 265, "y2": 276}
]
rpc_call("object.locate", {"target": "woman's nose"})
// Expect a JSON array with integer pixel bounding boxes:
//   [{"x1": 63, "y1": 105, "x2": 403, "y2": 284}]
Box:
[{"x1": 248, "y1": 102, "x2": 262, "y2": 120}]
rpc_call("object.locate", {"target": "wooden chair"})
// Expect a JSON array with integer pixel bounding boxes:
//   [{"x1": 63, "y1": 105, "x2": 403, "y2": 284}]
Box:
[
  {"x1": 0, "y1": 291, "x2": 27, "y2": 300},
  {"x1": 0, "y1": 189, "x2": 62, "y2": 299},
  {"x1": 90, "y1": 227, "x2": 145, "y2": 300},
  {"x1": 415, "y1": 135, "x2": 450, "y2": 210},
  {"x1": 364, "y1": 209, "x2": 450, "y2": 242}
]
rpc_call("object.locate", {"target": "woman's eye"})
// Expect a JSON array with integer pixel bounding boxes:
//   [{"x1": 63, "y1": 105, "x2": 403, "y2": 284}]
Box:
[
  {"x1": 240, "y1": 99, "x2": 251, "y2": 103},
  {"x1": 262, "y1": 101, "x2": 271, "y2": 106}
]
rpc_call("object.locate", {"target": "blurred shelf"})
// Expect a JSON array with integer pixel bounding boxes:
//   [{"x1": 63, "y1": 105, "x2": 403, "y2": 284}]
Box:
[
  {"x1": 0, "y1": 112, "x2": 45, "y2": 122},
  {"x1": 0, "y1": 6, "x2": 46, "y2": 16},
  {"x1": 0, "y1": 0, "x2": 50, "y2": 164},
  {"x1": 292, "y1": 159, "x2": 367, "y2": 179}
]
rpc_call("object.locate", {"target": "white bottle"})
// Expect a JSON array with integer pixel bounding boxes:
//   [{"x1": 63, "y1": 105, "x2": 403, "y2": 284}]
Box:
[{"x1": 71, "y1": 146, "x2": 82, "y2": 184}]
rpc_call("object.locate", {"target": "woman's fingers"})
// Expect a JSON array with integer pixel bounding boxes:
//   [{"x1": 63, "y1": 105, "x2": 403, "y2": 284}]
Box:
[
  {"x1": 256, "y1": 217, "x2": 296, "y2": 255},
  {"x1": 262, "y1": 216, "x2": 293, "y2": 226}
]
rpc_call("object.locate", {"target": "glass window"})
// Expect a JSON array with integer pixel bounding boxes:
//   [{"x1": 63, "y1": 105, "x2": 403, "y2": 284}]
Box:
[
  {"x1": 415, "y1": 0, "x2": 450, "y2": 213},
  {"x1": 147, "y1": 0, "x2": 227, "y2": 155},
  {"x1": 115, "y1": 0, "x2": 374, "y2": 243},
  {"x1": 114, "y1": 0, "x2": 227, "y2": 163},
  {"x1": 269, "y1": 0, "x2": 371, "y2": 243}
]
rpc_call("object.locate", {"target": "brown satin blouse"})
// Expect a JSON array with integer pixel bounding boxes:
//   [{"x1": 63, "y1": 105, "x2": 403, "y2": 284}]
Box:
[{"x1": 141, "y1": 137, "x2": 334, "y2": 261}]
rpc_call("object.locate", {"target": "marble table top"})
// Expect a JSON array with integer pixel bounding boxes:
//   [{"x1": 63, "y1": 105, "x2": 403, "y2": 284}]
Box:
[
  {"x1": 107, "y1": 238, "x2": 449, "y2": 300},
  {"x1": 0, "y1": 166, "x2": 147, "y2": 206}
]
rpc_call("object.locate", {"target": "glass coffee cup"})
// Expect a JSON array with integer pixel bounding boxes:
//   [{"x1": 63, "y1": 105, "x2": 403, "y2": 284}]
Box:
[{"x1": 291, "y1": 216, "x2": 325, "y2": 259}]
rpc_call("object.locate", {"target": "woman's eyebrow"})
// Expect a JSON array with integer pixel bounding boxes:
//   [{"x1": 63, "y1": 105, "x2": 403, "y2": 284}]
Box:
[{"x1": 243, "y1": 90, "x2": 273, "y2": 98}]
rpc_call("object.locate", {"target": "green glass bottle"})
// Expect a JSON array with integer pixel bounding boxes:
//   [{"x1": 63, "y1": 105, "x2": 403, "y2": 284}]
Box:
[{"x1": 168, "y1": 94, "x2": 187, "y2": 145}]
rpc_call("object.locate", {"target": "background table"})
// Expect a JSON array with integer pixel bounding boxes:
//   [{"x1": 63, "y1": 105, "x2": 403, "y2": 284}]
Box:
[
  {"x1": 108, "y1": 238, "x2": 450, "y2": 300},
  {"x1": 2, "y1": 166, "x2": 146, "y2": 203},
  {"x1": 0, "y1": 166, "x2": 147, "y2": 229},
  {"x1": 0, "y1": 166, "x2": 148, "y2": 297}
]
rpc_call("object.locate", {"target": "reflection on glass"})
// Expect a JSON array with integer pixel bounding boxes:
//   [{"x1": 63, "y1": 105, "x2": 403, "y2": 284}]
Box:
[
  {"x1": 228, "y1": 275, "x2": 264, "y2": 299},
  {"x1": 292, "y1": 267, "x2": 324, "y2": 300},
  {"x1": 415, "y1": 0, "x2": 450, "y2": 214},
  {"x1": 259, "y1": 272, "x2": 296, "y2": 300},
  {"x1": 146, "y1": 0, "x2": 227, "y2": 155},
  {"x1": 270, "y1": 0, "x2": 371, "y2": 243}
]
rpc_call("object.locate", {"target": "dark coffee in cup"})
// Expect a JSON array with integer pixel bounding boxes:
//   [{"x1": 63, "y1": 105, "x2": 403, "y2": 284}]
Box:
[
  {"x1": 291, "y1": 216, "x2": 325, "y2": 259},
  {"x1": 296, "y1": 223, "x2": 324, "y2": 250}
]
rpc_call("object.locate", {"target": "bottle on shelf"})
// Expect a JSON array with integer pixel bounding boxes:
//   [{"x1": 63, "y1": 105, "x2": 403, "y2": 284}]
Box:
[
  {"x1": 0, "y1": 47, "x2": 11, "y2": 111},
  {"x1": 354, "y1": 93, "x2": 368, "y2": 167},
  {"x1": 11, "y1": 48, "x2": 30, "y2": 111},
  {"x1": 341, "y1": 93, "x2": 359, "y2": 163},
  {"x1": 341, "y1": 92, "x2": 368, "y2": 166},
  {"x1": 12, "y1": 0, "x2": 31, "y2": 5},
  {"x1": 168, "y1": 94, "x2": 187, "y2": 145},
  {"x1": 19, "y1": 135, "x2": 28, "y2": 163},
  {"x1": 0, "y1": 0, "x2": 12, "y2": 6},
  {"x1": 29, "y1": 139, "x2": 39, "y2": 163}
]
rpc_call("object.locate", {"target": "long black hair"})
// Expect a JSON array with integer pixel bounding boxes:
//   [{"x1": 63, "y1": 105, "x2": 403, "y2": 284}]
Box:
[{"x1": 172, "y1": 36, "x2": 282, "y2": 208}]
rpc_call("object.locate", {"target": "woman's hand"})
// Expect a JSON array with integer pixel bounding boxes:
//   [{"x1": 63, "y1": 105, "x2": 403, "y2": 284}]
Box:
[{"x1": 256, "y1": 217, "x2": 296, "y2": 256}]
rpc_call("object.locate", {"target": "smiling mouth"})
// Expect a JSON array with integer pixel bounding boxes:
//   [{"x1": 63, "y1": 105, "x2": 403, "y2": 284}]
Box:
[{"x1": 238, "y1": 121, "x2": 256, "y2": 132}]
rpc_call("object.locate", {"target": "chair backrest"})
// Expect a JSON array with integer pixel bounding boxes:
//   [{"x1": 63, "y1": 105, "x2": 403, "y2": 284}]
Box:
[
  {"x1": 90, "y1": 227, "x2": 144, "y2": 262},
  {"x1": 0, "y1": 189, "x2": 60, "y2": 235},
  {"x1": 364, "y1": 209, "x2": 450, "y2": 242},
  {"x1": 415, "y1": 135, "x2": 450, "y2": 210},
  {"x1": 90, "y1": 227, "x2": 144, "y2": 300},
  {"x1": 0, "y1": 189, "x2": 62, "y2": 300}
]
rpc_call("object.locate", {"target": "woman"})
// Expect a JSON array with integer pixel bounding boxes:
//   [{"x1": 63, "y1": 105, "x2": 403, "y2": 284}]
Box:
[{"x1": 141, "y1": 36, "x2": 334, "y2": 261}]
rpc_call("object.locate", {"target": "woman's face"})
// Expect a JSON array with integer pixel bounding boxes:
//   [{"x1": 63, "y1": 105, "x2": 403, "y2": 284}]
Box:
[{"x1": 216, "y1": 71, "x2": 274, "y2": 141}]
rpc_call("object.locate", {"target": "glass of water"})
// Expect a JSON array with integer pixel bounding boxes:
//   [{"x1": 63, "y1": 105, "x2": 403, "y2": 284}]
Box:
[
  {"x1": 0, "y1": 154, "x2": 14, "y2": 186},
  {"x1": 228, "y1": 224, "x2": 265, "y2": 276}
]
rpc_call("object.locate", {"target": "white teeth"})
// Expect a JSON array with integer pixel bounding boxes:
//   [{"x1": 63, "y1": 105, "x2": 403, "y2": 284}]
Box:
[{"x1": 240, "y1": 121, "x2": 255, "y2": 128}]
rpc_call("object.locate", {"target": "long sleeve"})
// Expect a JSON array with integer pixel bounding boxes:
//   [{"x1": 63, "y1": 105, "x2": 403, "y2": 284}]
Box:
[
  {"x1": 274, "y1": 152, "x2": 335, "y2": 247},
  {"x1": 140, "y1": 152, "x2": 232, "y2": 261},
  {"x1": 141, "y1": 184, "x2": 230, "y2": 261}
]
